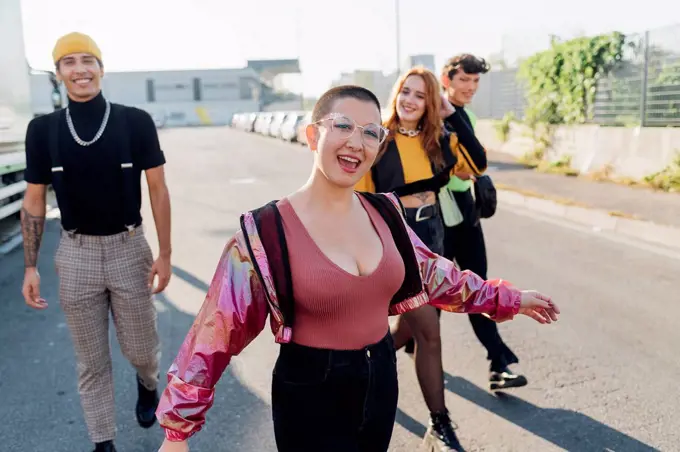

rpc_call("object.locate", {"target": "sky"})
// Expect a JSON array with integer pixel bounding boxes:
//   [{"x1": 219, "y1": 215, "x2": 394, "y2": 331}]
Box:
[{"x1": 18, "y1": 0, "x2": 680, "y2": 97}]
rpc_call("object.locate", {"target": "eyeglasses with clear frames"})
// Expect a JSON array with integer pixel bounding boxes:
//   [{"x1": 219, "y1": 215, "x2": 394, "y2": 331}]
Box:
[{"x1": 313, "y1": 113, "x2": 389, "y2": 148}]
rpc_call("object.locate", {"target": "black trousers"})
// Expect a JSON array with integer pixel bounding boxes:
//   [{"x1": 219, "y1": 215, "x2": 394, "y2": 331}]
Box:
[
  {"x1": 404, "y1": 206, "x2": 445, "y2": 255},
  {"x1": 271, "y1": 333, "x2": 399, "y2": 452},
  {"x1": 443, "y1": 216, "x2": 519, "y2": 372}
]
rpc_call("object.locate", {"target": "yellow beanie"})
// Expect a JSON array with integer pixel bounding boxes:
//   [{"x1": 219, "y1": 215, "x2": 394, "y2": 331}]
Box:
[{"x1": 52, "y1": 32, "x2": 102, "y2": 64}]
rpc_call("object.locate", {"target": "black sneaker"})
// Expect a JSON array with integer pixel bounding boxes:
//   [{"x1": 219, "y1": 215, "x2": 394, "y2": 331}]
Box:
[
  {"x1": 423, "y1": 410, "x2": 465, "y2": 451},
  {"x1": 136, "y1": 374, "x2": 159, "y2": 428},
  {"x1": 489, "y1": 367, "x2": 528, "y2": 391},
  {"x1": 93, "y1": 440, "x2": 116, "y2": 452}
]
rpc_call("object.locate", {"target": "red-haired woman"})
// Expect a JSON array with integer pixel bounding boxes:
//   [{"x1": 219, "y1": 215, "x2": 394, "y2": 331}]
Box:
[{"x1": 356, "y1": 66, "x2": 489, "y2": 451}]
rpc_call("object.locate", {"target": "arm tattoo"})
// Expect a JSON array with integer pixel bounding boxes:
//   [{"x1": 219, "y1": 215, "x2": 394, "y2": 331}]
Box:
[{"x1": 20, "y1": 207, "x2": 45, "y2": 268}]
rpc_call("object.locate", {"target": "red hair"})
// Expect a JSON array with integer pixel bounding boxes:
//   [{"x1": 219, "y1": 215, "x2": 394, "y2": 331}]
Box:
[{"x1": 382, "y1": 66, "x2": 444, "y2": 169}]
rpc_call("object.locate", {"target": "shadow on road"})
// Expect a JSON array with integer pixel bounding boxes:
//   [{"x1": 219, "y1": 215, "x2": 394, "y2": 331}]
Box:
[
  {"x1": 443, "y1": 372, "x2": 658, "y2": 452},
  {"x1": 2, "y1": 234, "x2": 659, "y2": 451},
  {"x1": 395, "y1": 407, "x2": 427, "y2": 438},
  {"x1": 0, "y1": 227, "x2": 277, "y2": 452},
  {"x1": 171, "y1": 265, "x2": 210, "y2": 292},
  {"x1": 152, "y1": 291, "x2": 277, "y2": 452}
]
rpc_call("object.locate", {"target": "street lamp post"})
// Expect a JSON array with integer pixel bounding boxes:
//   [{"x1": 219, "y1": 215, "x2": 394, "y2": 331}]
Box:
[
  {"x1": 395, "y1": 0, "x2": 401, "y2": 74},
  {"x1": 295, "y1": 4, "x2": 304, "y2": 110}
]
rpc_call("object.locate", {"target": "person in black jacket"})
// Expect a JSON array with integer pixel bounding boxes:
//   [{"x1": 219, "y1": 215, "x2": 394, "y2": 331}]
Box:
[{"x1": 440, "y1": 53, "x2": 528, "y2": 391}]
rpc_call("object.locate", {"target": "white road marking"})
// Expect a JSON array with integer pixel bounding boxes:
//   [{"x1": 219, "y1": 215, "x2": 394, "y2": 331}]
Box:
[{"x1": 229, "y1": 178, "x2": 257, "y2": 185}]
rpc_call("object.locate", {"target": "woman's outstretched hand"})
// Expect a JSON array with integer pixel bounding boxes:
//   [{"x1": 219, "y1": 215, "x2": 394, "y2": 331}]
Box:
[
  {"x1": 159, "y1": 439, "x2": 189, "y2": 452},
  {"x1": 519, "y1": 290, "x2": 560, "y2": 324}
]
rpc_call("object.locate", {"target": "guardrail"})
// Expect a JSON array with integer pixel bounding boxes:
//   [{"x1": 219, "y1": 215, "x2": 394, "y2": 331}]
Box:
[{"x1": 0, "y1": 142, "x2": 26, "y2": 253}]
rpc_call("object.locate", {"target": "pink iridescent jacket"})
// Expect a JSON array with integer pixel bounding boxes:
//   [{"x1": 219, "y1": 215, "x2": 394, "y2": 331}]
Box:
[{"x1": 156, "y1": 193, "x2": 522, "y2": 441}]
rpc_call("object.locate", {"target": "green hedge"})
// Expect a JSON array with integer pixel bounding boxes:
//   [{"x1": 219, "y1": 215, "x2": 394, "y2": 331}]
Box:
[{"x1": 518, "y1": 33, "x2": 626, "y2": 125}]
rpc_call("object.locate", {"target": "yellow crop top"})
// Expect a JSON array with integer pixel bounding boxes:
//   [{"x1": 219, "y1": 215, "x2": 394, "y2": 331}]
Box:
[{"x1": 354, "y1": 134, "x2": 486, "y2": 193}]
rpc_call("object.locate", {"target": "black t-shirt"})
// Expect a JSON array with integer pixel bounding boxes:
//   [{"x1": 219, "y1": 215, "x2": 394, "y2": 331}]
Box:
[{"x1": 24, "y1": 92, "x2": 166, "y2": 235}]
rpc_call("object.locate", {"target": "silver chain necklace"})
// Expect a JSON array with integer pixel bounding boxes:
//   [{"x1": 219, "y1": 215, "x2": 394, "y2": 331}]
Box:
[
  {"x1": 66, "y1": 100, "x2": 111, "y2": 146},
  {"x1": 398, "y1": 126, "x2": 420, "y2": 137}
]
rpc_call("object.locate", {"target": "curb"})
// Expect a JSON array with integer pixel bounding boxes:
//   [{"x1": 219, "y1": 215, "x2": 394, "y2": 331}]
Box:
[{"x1": 497, "y1": 189, "x2": 680, "y2": 250}]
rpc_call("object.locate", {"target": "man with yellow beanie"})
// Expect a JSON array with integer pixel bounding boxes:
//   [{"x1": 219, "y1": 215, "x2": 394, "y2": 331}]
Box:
[{"x1": 20, "y1": 32, "x2": 172, "y2": 452}]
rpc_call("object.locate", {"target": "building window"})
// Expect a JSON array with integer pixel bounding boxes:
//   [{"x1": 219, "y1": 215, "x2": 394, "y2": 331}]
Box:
[
  {"x1": 239, "y1": 77, "x2": 255, "y2": 100},
  {"x1": 146, "y1": 79, "x2": 155, "y2": 102},
  {"x1": 193, "y1": 77, "x2": 202, "y2": 101}
]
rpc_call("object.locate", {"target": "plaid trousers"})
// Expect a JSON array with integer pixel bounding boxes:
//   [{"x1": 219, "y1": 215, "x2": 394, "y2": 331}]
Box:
[{"x1": 55, "y1": 226, "x2": 161, "y2": 443}]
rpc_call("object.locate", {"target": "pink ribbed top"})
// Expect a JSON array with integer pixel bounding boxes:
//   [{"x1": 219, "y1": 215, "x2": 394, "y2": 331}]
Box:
[{"x1": 277, "y1": 197, "x2": 405, "y2": 350}]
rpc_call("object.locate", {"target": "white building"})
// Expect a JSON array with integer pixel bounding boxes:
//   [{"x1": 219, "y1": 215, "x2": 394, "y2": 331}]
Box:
[
  {"x1": 330, "y1": 70, "x2": 397, "y2": 107},
  {"x1": 29, "y1": 59, "x2": 301, "y2": 128},
  {"x1": 403, "y1": 54, "x2": 437, "y2": 74},
  {"x1": 328, "y1": 54, "x2": 438, "y2": 108},
  {"x1": 30, "y1": 68, "x2": 261, "y2": 127}
]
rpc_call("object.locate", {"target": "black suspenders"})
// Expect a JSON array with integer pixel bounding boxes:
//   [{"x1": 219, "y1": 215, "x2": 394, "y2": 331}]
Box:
[
  {"x1": 47, "y1": 110, "x2": 76, "y2": 233},
  {"x1": 47, "y1": 104, "x2": 139, "y2": 235},
  {"x1": 113, "y1": 105, "x2": 140, "y2": 233}
]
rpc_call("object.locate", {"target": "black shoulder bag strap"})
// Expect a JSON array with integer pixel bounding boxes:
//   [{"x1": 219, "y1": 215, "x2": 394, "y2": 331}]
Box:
[
  {"x1": 251, "y1": 201, "x2": 295, "y2": 329},
  {"x1": 358, "y1": 192, "x2": 422, "y2": 306},
  {"x1": 439, "y1": 130, "x2": 458, "y2": 169}
]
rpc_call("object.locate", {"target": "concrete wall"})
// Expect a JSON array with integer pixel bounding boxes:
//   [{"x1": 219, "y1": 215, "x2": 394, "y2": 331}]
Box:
[{"x1": 475, "y1": 119, "x2": 679, "y2": 179}]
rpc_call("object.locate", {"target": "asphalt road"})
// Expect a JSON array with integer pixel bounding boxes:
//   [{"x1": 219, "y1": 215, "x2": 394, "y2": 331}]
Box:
[{"x1": 0, "y1": 127, "x2": 678, "y2": 452}]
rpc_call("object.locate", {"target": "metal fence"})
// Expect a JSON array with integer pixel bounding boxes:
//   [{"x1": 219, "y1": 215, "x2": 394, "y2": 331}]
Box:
[
  {"x1": 470, "y1": 24, "x2": 680, "y2": 127},
  {"x1": 468, "y1": 69, "x2": 526, "y2": 121}
]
